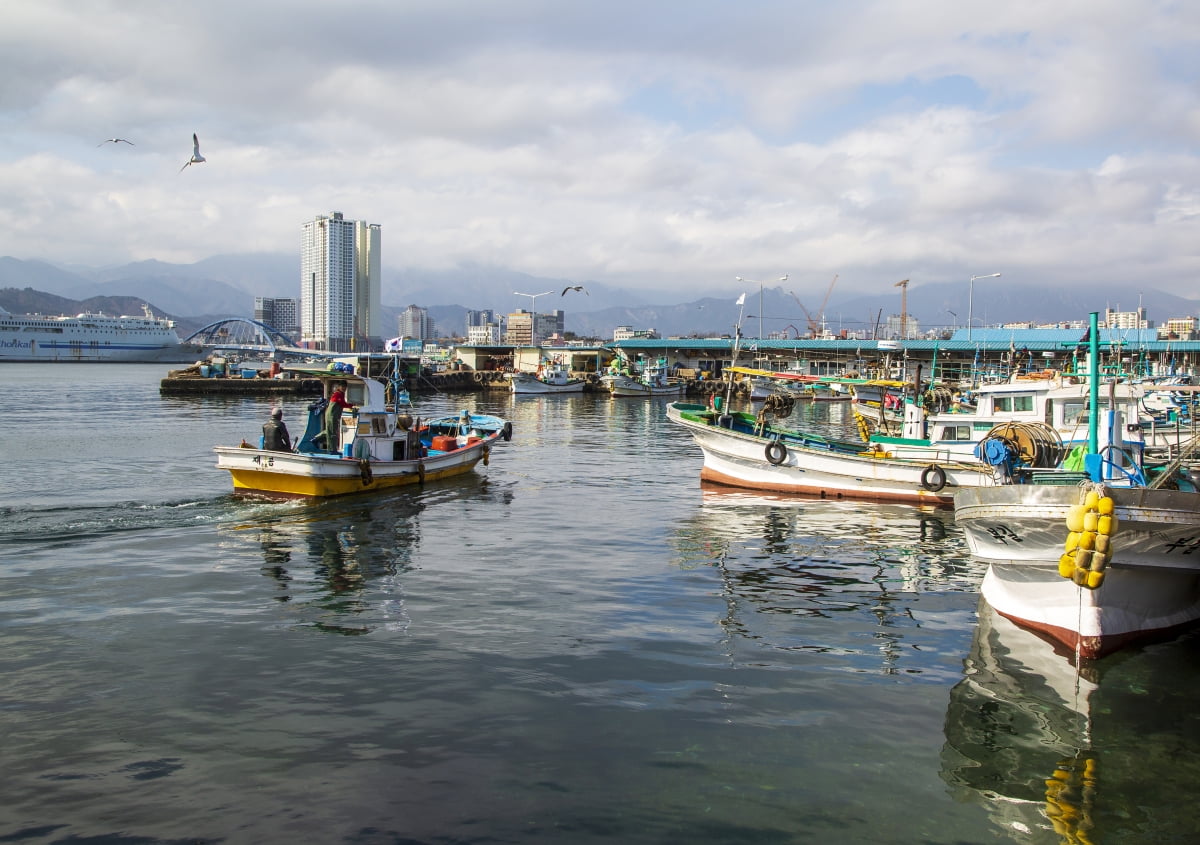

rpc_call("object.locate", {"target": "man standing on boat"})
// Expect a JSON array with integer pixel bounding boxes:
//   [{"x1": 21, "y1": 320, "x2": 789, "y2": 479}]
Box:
[
  {"x1": 324, "y1": 383, "x2": 354, "y2": 452},
  {"x1": 263, "y1": 407, "x2": 292, "y2": 452}
]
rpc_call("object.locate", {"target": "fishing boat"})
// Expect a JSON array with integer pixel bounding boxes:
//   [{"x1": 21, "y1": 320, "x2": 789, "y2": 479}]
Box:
[
  {"x1": 603, "y1": 358, "x2": 683, "y2": 397},
  {"x1": 666, "y1": 399, "x2": 1004, "y2": 505},
  {"x1": 508, "y1": 360, "x2": 587, "y2": 394},
  {"x1": 0, "y1": 304, "x2": 209, "y2": 363},
  {"x1": 952, "y1": 313, "x2": 1200, "y2": 659},
  {"x1": 215, "y1": 366, "x2": 512, "y2": 499}
]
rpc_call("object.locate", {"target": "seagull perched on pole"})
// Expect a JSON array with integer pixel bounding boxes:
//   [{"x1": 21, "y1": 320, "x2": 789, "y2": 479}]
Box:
[
  {"x1": 561, "y1": 285, "x2": 588, "y2": 296},
  {"x1": 180, "y1": 133, "x2": 206, "y2": 172},
  {"x1": 98, "y1": 138, "x2": 134, "y2": 146}
]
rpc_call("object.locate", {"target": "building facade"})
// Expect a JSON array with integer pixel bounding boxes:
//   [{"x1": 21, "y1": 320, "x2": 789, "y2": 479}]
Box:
[
  {"x1": 254, "y1": 297, "x2": 299, "y2": 339},
  {"x1": 399, "y1": 304, "x2": 437, "y2": 342},
  {"x1": 299, "y1": 211, "x2": 381, "y2": 352}
]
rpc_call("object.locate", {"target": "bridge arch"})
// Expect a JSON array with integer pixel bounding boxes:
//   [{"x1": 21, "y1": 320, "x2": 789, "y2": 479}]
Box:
[{"x1": 182, "y1": 318, "x2": 295, "y2": 355}]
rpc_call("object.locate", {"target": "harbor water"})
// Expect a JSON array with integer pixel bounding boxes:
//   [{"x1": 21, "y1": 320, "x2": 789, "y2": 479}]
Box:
[{"x1": 2, "y1": 364, "x2": 1199, "y2": 844}]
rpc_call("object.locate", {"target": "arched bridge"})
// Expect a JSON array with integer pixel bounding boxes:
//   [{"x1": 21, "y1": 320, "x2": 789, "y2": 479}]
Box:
[{"x1": 182, "y1": 318, "x2": 313, "y2": 358}]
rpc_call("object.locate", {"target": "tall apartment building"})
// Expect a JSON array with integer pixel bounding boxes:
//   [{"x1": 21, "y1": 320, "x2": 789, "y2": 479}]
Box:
[
  {"x1": 399, "y1": 304, "x2": 437, "y2": 341},
  {"x1": 254, "y1": 297, "x2": 300, "y2": 339},
  {"x1": 299, "y1": 211, "x2": 382, "y2": 351}
]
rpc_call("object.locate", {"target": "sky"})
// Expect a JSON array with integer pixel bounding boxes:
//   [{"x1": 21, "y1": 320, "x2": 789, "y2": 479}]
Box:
[{"x1": 1, "y1": 0, "x2": 1198, "y2": 300}]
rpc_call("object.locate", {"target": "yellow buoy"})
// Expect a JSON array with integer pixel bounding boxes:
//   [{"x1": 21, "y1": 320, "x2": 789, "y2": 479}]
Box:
[
  {"x1": 1086, "y1": 570, "x2": 1105, "y2": 589},
  {"x1": 1084, "y1": 490, "x2": 1100, "y2": 510},
  {"x1": 1065, "y1": 531, "x2": 1082, "y2": 553},
  {"x1": 1066, "y1": 504, "x2": 1088, "y2": 533},
  {"x1": 1097, "y1": 496, "x2": 1114, "y2": 515},
  {"x1": 1072, "y1": 568, "x2": 1088, "y2": 586},
  {"x1": 1082, "y1": 511, "x2": 1099, "y2": 533},
  {"x1": 1089, "y1": 550, "x2": 1109, "y2": 571},
  {"x1": 1098, "y1": 514, "x2": 1119, "y2": 536},
  {"x1": 1095, "y1": 533, "x2": 1111, "y2": 555},
  {"x1": 1074, "y1": 549, "x2": 1094, "y2": 570},
  {"x1": 1078, "y1": 531, "x2": 1096, "y2": 551},
  {"x1": 1059, "y1": 553, "x2": 1076, "y2": 578}
]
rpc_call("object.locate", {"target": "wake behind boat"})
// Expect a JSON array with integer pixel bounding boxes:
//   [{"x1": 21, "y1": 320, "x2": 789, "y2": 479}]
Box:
[{"x1": 215, "y1": 365, "x2": 512, "y2": 499}]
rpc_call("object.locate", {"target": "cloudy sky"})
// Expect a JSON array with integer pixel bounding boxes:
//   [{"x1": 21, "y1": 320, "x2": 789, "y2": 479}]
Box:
[{"x1": 1, "y1": 0, "x2": 1198, "y2": 299}]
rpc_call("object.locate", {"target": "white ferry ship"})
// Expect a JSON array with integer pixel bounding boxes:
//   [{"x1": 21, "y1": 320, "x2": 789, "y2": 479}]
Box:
[{"x1": 0, "y1": 304, "x2": 210, "y2": 363}]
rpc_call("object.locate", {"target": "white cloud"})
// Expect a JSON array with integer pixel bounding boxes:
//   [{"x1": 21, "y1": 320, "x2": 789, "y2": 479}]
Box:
[{"x1": 0, "y1": 0, "x2": 1198, "y2": 298}]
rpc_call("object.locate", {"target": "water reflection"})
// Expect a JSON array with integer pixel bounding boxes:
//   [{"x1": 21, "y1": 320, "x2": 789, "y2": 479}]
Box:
[
  {"x1": 227, "y1": 492, "x2": 428, "y2": 634},
  {"x1": 942, "y1": 602, "x2": 1200, "y2": 843},
  {"x1": 670, "y1": 484, "x2": 985, "y2": 672}
]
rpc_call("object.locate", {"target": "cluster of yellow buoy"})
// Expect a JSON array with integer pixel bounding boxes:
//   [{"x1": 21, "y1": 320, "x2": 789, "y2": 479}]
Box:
[
  {"x1": 1059, "y1": 487, "x2": 1118, "y2": 589},
  {"x1": 1045, "y1": 755, "x2": 1097, "y2": 844}
]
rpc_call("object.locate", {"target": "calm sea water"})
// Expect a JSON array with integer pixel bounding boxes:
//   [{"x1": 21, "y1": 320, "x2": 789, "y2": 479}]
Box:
[{"x1": 1, "y1": 364, "x2": 1198, "y2": 844}]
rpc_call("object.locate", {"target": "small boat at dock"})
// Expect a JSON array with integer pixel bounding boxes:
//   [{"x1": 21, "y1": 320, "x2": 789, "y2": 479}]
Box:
[{"x1": 508, "y1": 360, "x2": 587, "y2": 394}]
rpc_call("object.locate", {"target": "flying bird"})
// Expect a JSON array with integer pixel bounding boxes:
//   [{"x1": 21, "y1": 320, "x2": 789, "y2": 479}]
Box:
[
  {"x1": 180, "y1": 133, "x2": 206, "y2": 172},
  {"x1": 561, "y1": 285, "x2": 588, "y2": 296},
  {"x1": 98, "y1": 138, "x2": 134, "y2": 146}
]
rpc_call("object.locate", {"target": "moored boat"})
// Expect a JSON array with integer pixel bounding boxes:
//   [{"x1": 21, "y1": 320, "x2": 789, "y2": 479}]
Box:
[
  {"x1": 508, "y1": 360, "x2": 587, "y2": 394},
  {"x1": 215, "y1": 367, "x2": 512, "y2": 499},
  {"x1": 952, "y1": 313, "x2": 1200, "y2": 659},
  {"x1": 666, "y1": 400, "x2": 1001, "y2": 505},
  {"x1": 603, "y1": 358, "x2": 682, "y2": 397},
  {"x1": 0, "y1": 304, "x2": 209, "y2": 363}
]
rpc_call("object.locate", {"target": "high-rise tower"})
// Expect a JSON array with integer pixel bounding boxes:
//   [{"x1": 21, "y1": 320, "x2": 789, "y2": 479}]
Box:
[{"x1": 300, "y1": 212, "x2": 381, "y2": 351}]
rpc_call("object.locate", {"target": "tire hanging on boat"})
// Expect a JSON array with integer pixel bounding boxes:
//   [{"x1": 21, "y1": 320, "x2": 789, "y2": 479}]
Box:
[
  {"x1": 765, "y1": 440, "x2": 788, "y2": 465},
  {"x1": 501, "y1": 421, "x2": 513, "y2": 442},
  {"x1": 920, "y1": 464, "x2": 947, "y2": 492}
]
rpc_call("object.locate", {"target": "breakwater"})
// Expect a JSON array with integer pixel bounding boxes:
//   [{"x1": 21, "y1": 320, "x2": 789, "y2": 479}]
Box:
[{"x1": 161, "y1": 368, "x2": 746, "y2": 396}]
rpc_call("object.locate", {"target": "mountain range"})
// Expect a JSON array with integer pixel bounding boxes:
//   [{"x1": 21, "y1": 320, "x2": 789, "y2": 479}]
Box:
[{"x1": 1, "y1": 254, "x2": 1196, "y2": 340}]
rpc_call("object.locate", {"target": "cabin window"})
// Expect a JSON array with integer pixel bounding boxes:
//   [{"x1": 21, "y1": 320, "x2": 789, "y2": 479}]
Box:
[
  {"x1": 993, "y1": 394, "x2": 1034, "y2": 413},
  {"x1": 936, "y1": 424, "x2": 972, "y2": 441}
]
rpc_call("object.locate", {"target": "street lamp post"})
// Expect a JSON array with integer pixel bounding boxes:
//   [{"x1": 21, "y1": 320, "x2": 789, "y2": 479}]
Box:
[
  {"x1": 967, "y1": 273, "x2": 1001, "y2": 341},
  {"x1": 513, "y1": 290, "x2": 554, "y2": 346},
  {"x1": 736, "y1": 274, "x2": 788, "y2": 340}
]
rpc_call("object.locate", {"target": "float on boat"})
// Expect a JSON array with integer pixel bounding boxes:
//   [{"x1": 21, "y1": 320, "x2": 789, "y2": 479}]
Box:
[{"x1": 214, "y1": 365, "x2": 511, "y2": 499}]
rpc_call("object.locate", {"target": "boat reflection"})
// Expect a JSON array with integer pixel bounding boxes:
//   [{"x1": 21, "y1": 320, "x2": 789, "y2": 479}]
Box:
[
  {"x1": 942, "y1": 601, "x2": 1200, "y2": 843},
  {"x1": 670, "y1": 484, "x2": 985, "y2": 671},
  {"x1": 230, "y1": 492, "x2": 429, "y2": 635}
]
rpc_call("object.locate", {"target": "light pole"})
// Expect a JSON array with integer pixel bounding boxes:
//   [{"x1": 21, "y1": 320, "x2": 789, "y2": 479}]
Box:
[
  {"x1": 513, "y1": 290, "x2": 554, "y2": 346},
  {"x1": 736, "y1": 274, "x2": 788, "y2": 340},
  {"x1": 967, "y1": 273, "x2": 1001, "y2": 341}
]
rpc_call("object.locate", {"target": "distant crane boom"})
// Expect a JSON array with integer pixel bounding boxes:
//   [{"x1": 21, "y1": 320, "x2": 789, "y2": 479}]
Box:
[{"x1": 894, "y1": 278, "x2": 910, "y2": 339}]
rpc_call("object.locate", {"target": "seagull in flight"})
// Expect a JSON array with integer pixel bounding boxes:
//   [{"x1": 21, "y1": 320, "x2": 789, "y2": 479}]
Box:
[
  {"x1": 561, "y1": 285, "x2": 588, "y2": 296},
  {"x1": 180, "y1": 133, "x2": 206, "y2": 172},
  {"x1": 98, "y1": 138, "x2": 134, "y2": 146}
]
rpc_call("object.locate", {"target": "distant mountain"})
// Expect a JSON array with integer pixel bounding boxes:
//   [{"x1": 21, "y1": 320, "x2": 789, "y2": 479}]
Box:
[{"x1": 2, "y1": 254, "x2": 1197, "y2": 340}]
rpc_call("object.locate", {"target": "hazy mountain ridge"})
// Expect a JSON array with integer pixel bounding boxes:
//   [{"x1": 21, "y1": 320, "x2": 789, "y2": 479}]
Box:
[{"x1": 2, "y1": 255, "x2": 1196, "y2": 340}]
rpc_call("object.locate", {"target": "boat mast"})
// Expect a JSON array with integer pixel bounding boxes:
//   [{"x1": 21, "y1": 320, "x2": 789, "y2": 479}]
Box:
[{"x1": 1088, "y1": 311, "x2": 1099, "y2": 456}]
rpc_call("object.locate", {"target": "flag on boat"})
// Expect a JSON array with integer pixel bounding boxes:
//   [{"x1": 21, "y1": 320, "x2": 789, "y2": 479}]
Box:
[
  {"x1": 384, "y1": 337, "x2": 403, "y2": 352},
  {"x1": 735, "y1": 293, "x2": 746, "y2": 306}
]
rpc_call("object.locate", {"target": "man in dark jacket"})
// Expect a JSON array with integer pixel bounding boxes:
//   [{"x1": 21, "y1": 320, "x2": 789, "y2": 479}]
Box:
[{"x1": 263, "y1": 407, "x2": 292, "y2": 451}]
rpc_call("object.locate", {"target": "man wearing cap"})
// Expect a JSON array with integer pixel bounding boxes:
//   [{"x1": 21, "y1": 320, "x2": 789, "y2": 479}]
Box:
[{"x1": 263, "y1": 407, "x2": 292, "y2": 452}]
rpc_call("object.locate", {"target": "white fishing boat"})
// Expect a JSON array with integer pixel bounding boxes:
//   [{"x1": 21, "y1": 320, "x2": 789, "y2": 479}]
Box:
[
  {"x1": 0, "y1": 304, "x2": 209, "y2": 363},
  {"x1": 952, "y1": 314, "x2": 1200, "y2": 659},
  {"x1": 604, "y1": 359, "x2": 683, "y2": 397},
  {"x1": 666, "y1": 400, "x2": 1003, "y2": 505},
  {"x1": 508, "y1": 360, "x2": 587, "y2": 394},
  {"x1": 215, "y1": 367, "x2": 512, "y2": 499}
]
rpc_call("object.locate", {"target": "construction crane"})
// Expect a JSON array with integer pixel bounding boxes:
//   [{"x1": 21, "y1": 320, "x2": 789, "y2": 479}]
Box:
[
  {"x1": 895, "y1": 279, "x2": 910, "y2": 339},
  {"x1": 789, "y1": 274, "x2": 839, "y2": 338}
]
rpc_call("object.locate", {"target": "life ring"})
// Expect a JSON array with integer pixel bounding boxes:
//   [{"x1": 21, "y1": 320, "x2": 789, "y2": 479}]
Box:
[
  {"x1": 765, "y1": 441, "x2": 787, "y2": 465},
  {"x1": 920, "y1": 464, "x2": 947, "y2": 492},
  {"x1": 501, "y1": 421, "x2": 513, "y2": 442}
]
